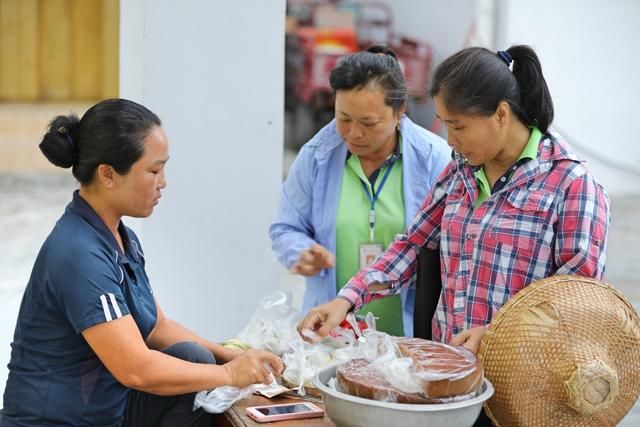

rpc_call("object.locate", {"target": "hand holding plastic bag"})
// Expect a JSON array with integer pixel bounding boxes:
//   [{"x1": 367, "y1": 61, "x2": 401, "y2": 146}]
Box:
[
  {"x1": 223, "y1": 349, "x2": 284, "y2": 387},
  {"x1": 193, "y1": 347, "x2": 284, "y2": 414},
  {"x1": 194, "y1": 363, "x2": 283, "y2": 414}
]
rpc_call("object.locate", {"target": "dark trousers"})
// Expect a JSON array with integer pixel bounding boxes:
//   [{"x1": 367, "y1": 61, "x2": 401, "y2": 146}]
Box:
[
  {"x1": 473, "y1": 409, "x2": 495, "y2": 426},
  {"x1": 413, "y1": 247, "x2": 441, "y2": 340},
  {"x1": 122, "y1": 341, "x2": 216, "y2": 427}
]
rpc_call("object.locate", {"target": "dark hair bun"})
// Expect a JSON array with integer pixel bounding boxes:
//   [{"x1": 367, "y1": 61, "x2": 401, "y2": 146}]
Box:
[
  {"x1": 365, "y1": 44, "x2": 398, "y2": 60},
  {"x1": 39, "y1": 114, "x2": 80, "y2": 169}
]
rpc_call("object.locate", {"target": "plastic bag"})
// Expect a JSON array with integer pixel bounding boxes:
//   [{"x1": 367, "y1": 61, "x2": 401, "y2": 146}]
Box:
[
  {"x1": 336, "y1": 330, "x2": 482, "y2": 402},
  {"x1": 359, "y1": 330, "x2": 424, "y2": 394},
  {"x1": 195, "y1": 370, "x2": 286, "y2": 414},
  {"x1": 193, "y1": 385, "x2": 256, "y2": 414},
  {"x1": 281, "y1": 337, "x2": 333, "y2": 395},
  {"x1": 236, "y1": 292, "x2": 302, "y2": 356}
]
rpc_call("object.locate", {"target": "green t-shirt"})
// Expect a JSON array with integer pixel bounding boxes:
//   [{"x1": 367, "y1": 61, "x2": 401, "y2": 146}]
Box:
[
  {"x1": 475, "y1": 127, "x2": 542, "y2": 205},
  {"x1": 335, "y1": 144, "x2": 405, "y2": 335}
]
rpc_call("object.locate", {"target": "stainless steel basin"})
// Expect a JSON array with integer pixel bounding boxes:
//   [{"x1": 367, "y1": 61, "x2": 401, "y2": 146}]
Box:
[{"x1": 313, "y1": 363, "x2": 494, "y2": 427}]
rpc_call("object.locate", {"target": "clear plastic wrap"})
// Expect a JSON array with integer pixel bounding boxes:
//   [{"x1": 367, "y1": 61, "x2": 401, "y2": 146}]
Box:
[
  {"x1": 236, "y1": 292, "x2": 302, "y2": 356},
  {"x1": 395, "y1": 337, "x2": 483, "y2": 398},
  {"x1": 335, "y1": 331, "x2": 483, "y2": 403},
  {"x1": 195, "y1": 371, "x2": 286, "y2": 414},
  {"x1": 282, "y1": 338, "x2": 332, "y2": 395},
  {"x1": 193, "y1": 385, "x2": 256, "y2": 414}
]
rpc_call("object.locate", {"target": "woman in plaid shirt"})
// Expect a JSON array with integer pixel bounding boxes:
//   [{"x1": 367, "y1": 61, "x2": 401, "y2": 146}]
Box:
[{"x1": 298, "y1": 45, "x2": 610, "y2": 354}]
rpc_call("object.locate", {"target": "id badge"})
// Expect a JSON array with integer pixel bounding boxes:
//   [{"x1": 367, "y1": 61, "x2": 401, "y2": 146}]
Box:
[{"x1": 359, "y1": 242, "x2": 384, "y2": 269}]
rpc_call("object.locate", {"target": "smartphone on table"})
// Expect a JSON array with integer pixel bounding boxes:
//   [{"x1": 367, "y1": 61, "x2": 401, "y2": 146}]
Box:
[{"x1": 245, "y1": 401, "x2": 324, "y2": 422}]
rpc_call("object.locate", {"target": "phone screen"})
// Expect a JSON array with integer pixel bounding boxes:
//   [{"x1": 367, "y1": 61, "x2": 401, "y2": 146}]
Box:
[{"x1": 256, "y1": 404, "x2": 312, "y2": 415}]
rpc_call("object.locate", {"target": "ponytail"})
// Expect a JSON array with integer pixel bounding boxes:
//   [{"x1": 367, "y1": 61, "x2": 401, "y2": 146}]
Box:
[
  {"x1": 430, "y1": 45, "x2": 554, "y2": 132},
  {"x1": 506, "y1": 45, "x2": 554, "y2": 132}
]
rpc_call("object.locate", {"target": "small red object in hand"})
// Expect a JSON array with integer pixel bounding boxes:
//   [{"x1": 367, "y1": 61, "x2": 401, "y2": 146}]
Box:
[{"x1": 337, "y1": 318, "x2": 368, "y2": 337}]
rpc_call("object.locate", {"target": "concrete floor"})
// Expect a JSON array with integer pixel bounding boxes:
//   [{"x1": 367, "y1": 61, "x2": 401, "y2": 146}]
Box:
[{"x1": 0, "y1": 168, "x2": 638, "y2": 423}]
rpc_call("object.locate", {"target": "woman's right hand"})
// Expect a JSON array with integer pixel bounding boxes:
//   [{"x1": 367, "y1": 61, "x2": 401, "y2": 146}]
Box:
[
  {"x1": 290, "y1": 243, "x2": 335, "y2": 276},
  {"x1": 297, "y1": 298, "x2": 352, "y2": 341},
  {"x1": 222, "y1": 349, "x2": 284, "y2": 387}
]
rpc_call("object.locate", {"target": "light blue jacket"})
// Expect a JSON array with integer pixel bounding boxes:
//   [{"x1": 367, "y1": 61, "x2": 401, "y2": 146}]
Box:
[{"x1": 270, "y1": 116, "x2": 451, "y2": 336}]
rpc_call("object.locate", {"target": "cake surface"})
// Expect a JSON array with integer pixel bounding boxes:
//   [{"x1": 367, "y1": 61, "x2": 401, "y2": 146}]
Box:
[{"x1": 395, "y1": 338, "x2": 483, "y2": 398}]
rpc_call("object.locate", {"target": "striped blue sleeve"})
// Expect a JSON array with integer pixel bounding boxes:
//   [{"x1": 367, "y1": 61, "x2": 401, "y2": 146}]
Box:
[{"x1": 48, "y1": 245, "x2": 131, "y2": 333}]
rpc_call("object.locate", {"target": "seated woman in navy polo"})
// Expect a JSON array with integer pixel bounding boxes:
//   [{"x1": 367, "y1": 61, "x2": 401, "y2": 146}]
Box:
[{"x1": 1, "y1": 99, "x2": 283, "y2": 427}]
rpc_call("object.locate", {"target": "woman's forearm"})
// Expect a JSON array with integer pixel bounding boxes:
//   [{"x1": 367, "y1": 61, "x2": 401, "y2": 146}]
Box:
[
  {"x1": 146, "y1": 317, "x2": 237, "y2": 363},
  {"x1": 126, "y1": 349, "x2": 231, "y2": 395}
]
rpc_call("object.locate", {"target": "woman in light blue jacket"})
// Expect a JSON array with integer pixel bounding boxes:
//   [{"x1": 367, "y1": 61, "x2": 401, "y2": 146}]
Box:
[{"x1": 270, "y1": 46, "x2": 450, "y2": 336}]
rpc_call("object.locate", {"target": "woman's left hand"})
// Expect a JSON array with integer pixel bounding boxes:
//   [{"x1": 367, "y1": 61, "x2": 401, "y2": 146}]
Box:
[{"x1": 450, "y1": 326, "x2": 486, "y2": 354}]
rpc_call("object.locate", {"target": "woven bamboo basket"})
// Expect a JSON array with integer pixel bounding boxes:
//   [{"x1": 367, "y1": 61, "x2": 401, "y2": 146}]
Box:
[{"x1": 477, "y1": 275, "x2": 640, "y2": 426}]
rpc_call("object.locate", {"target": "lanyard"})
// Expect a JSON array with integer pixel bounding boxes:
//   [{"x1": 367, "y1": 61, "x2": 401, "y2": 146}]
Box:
[{"x1": 359, "y1": 157, "x2": 397, "y2": 241}]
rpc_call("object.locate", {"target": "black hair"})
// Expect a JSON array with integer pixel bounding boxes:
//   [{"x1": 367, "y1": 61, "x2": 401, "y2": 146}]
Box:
[
  {"x1": 39, "y1": 98, "x2": 161, "y2": 185},
  {"x1": 429, "y1": 45, "x2": 554, "y2": 132},
  {"x1": 329, "y1": 45, "x2": 407, "y2": 113}
]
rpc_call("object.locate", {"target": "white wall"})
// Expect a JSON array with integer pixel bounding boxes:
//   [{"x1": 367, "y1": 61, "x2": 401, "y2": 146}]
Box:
[
  {"x1": 120, "y1": 0, "x2": 286, "y2": 341},
  {"x1": 495, "y1": 0, "x2": 640, "y2": 195}
]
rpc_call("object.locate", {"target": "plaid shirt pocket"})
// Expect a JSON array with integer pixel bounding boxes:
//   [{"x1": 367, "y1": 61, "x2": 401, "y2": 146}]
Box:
[{"x1": 490, "y1": 189, "x2": 555, "y2": 252}]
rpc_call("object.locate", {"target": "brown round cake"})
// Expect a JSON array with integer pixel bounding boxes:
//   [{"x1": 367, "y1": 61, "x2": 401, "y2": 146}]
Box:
[
  {"x1": 336, "y1": 337, "x2": 483, "y2": 403},
  {"x1": 337, "y1": 358, "x2": 438, "y2": 403}
]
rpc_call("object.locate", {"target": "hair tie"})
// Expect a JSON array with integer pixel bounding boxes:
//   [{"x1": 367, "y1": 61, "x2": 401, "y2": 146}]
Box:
[
  {"x1": 58, "y1": 126, "x2": 76, "y2": 152},
  {"x1": 497, "y1": 50, "x2": 513, "y2": 67},
  {"x1": 65, "y1": 133, "x2": 75, "y2": 150}
]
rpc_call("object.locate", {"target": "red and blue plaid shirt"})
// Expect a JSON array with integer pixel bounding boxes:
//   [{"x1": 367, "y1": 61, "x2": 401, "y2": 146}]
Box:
[{"x1": 339, "y1": 133, "x2": 610, "y2": 342}]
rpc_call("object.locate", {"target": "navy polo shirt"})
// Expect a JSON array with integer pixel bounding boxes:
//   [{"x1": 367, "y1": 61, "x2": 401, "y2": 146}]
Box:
[{"x1": 1, "y1": 191, "x2": 157, "y2": 426}]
